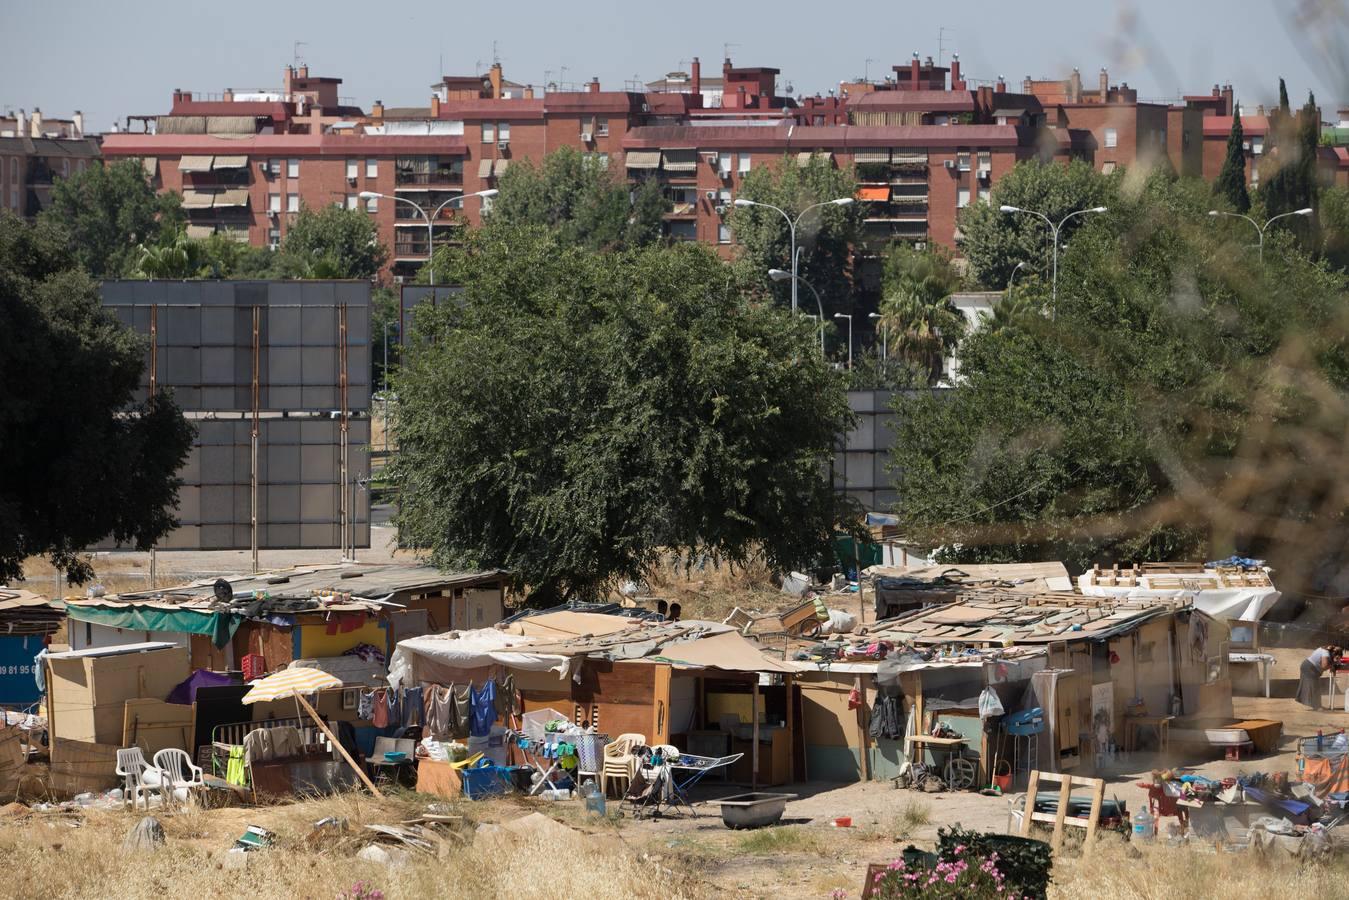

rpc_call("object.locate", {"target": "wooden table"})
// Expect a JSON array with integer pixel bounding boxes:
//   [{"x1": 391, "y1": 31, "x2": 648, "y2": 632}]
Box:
[
  {"x1": 1124, "y1": 716, "x2": 1173, "y2": 754},
  {"x1": 908, "y1": 735, "x2": 971, "y2": 788}
]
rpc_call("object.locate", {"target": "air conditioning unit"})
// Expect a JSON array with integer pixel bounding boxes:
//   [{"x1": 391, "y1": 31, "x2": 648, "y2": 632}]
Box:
[
  {"x1": 497, "y1": 140, "x2": 509, "y2": 150},
  {"x1": 581, "y1": 131, "x2": 593, "y2": 143},
  {"x1": 347, "y1": 176, "x2": 357, "y2": 186},
  {"x1": 714, "y1": 204, "x2": 727, "y2": 215},
  {"x1": 943, "y1": 159, "x2": 956, "y2": 169},
  {"x1": 702, "y1": 151, "x2": 719, "y2": 162},
  {"x1": 978, "y1": 168, "x2": 991, "y2": 181},
  {"x1": 704, "y1": 190, "x2": 717, "y2": 200},
  {"x1": 268, "y1": 210, "x2": 279, "y2": 220},
  {"x1": 393, "y1": 275, "x2": 405, "y2": 284}
]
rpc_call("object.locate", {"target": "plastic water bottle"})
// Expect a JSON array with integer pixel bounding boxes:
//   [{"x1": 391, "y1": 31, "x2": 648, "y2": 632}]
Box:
[
  {"x1": 581, "y1": 779, "x2": 606, "y2": 818},
  {"x1": 1131, "y1": 808, "x2": 1156, "y2": 842}
]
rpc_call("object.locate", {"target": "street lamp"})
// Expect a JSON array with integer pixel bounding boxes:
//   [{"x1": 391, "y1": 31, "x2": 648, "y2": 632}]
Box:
[
  {"x1": 999, "y1": 204, "x2": 1107, "y2": 305},
  {"x1": 360, "y1": 189, "x2": 498, "y2": 285},
  {"x1": 868, "y1": 311, "x2": 887, "y2": 372},
  {"x1": 833, "y1": 313, "x2": 853, "y2": 369},
  {"x1": 768, "y1": 268, "x2": 826, "y2": 354},
  {"x1": 1008, "y1": 260, "x2": 1027, "y2": 290},
  {"x1": 736, "y1": 196, "x2": 854, "y2": 314},
  {"x1": 1207, "y1": 207, "x2": 1313, "y2": 263}
]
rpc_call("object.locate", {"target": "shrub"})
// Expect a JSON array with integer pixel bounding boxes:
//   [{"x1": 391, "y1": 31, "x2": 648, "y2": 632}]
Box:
[{"x1": 935, "y1": 826, "x2": 1052, "y2": 900}]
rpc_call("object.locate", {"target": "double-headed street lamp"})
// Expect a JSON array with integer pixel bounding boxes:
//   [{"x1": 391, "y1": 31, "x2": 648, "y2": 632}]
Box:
[
  {"x1": 1207, "y1": 207, "x2": 1313, "y2": 262},
  {"x1": 999, "y1": 204, "x2": 1107, "y2": 304},
  {"x1": 360, "y1": 188, "x2": 498, "y2": 285},
  {"x1": 735, "y1": 196, "x2": 854, "y2": 313},
  {"x1": 833, "y1": 313, "x2": 853, "y2": 369},
  {"x1": 769, "y1": 268, "x2": 826, "y2": 354}
]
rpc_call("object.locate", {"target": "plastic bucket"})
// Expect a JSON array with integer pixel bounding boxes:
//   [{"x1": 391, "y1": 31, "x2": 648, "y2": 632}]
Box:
[{"x1": 992, "y1": 761, "x2": 1013, "y2": 792}]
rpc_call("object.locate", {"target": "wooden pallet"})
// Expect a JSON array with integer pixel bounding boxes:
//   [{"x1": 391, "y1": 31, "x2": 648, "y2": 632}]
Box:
[{"x1": 1018, "y1": 770, "x2": 1105, "y2": 856}]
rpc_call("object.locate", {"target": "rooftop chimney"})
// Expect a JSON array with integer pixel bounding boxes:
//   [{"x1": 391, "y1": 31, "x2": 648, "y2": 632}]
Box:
[
  {"x1": 430, "y1": 95, "x2": 441, "y2": 117},
  {"x1": 1099, "y1": 68, "x2": 1109, "y2": 98},
  {"x1": 298, "y1": 65, "x2": 309, "y2": 79},
  {"x1": 1023, "y1": 75, "x2": 1033, "y2": 93},
  {"x1": 15, "y1": 109, "x2": 25, "y2": 137},
  {"x1": 995, "y1": 76, "x2": 1006, "y2": 94},
  {"x1": 691, "y1": 57, "x2": 701, "y2": 96},
  {"x1": 588, "y1": 76, "x2": 600, "y2": 93},
  {"x1": 1221, "y1": 84, "x2": 1234, "y2": 116},
  {"x1": 223, "y1": 88, "x2": 234, "y2": 102},
  {"x1": 72, "y1": 110, "x2": 83, "y2": 137},
  {"x1": 1257, "y1": 103, "x2": 1266, "y2": 116},
  {"x1": 523, "y1": 85, "x2": 534, "y2": 99},
  {"x1": 489, "y1": 62, "x2": 503, "y2": 100},
  {"x1": 371, "y1": 99, "x2": 384, "y2": 118},
  {"x1": 30, "y1": 108, "x2": 42, "y2": 137},
  {"x1": 1070, "y1": 68, "x2": 1082, "y2": 103},
  {"x1": 910, "y1": 51, "x2": 920, "y2": 90},
  {"x1": 950, "y1": 53, "x2": 963, "y2": 90}
]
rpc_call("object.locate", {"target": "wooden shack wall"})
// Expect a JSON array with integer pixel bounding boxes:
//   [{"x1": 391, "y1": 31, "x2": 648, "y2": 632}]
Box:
[{"x1": 517, "y1": 660, "x2": 670, "y2": 743}]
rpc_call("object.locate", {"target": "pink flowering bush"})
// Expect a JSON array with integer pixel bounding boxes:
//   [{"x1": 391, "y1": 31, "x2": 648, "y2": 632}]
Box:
[
  {"x1": 336, "y1": 882, "x2": 384, "y2": 900},
  {"x1": 865, "y1": 845, "x2": 1016, "y2": 899}
]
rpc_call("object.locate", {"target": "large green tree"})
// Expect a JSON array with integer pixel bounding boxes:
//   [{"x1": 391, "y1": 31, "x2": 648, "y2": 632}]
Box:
[
  {"x1": 390, "y1": 226, "x2": 855, "y2": 602},
  {"x1": 0, "y1": 213, "x2": 194, "y2": 583},
  {"x1": 876, "y1": 244, "x2": 966, "y2": 383},
  {"x1": 1213, "y1": 110, "x2": 1251, "y2": 213},
  {"x1": 729, "y1": 155, "x2": 863, "y2": 316},
  {"x1": 274, "y1": 205, "x2": 388, "y2": 279},
  {"x1": 40, "y1": 159, "x2": 182, "y2": 278},
  {"x1": 888, "y1": 170, "x2": 1349, "y2": 593},
  {"x1": 956, "y1": 159, "x2": 1113, "y2": 289},
  {"x1": 477, "y1": 146, "x2": 669, "y2": 253}
]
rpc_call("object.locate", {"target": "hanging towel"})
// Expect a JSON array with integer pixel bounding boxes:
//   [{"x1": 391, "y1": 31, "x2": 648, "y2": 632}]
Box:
[
  {"x1": 225, "y1": 745, "x2": 248, "y2": 787},
  {"x1": 495, "y1": 673, "x2": 516, "y2": 719},
  {"x1": 371, "y1": 689, "x2": 390, "y2": 728},
  {"x1": 470, "y1": 679, "x2": 497, "y2": 737},
  {"x1": 385, "y1": 688, "x2": 402, "y2": 727},
  {"x1": 452, "y1": 685, "x2": 472, "y2": 739},
  {"x1": 402, "y1": 685, "x2": 423, "y2": 728}
]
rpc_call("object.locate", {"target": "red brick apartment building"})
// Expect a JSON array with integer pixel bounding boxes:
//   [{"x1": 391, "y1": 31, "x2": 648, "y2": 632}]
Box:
[
  {"x1": 0, "y1": 108, "x2": 100, "y2": 218},
  {"x1": 107, "y1": 55, "x2": 1296, "y2": 278}
]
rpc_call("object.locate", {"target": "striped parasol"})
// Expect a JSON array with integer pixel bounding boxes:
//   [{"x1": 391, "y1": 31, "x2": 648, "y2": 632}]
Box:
[{"x1": 241, "y1": 666, "x2": 344, "y2": 704}]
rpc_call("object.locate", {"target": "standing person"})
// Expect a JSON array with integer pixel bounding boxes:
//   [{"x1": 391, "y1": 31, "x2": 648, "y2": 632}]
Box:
[{"x1": 1298, "y1": 646, "x2": 1338, "y2": 709}]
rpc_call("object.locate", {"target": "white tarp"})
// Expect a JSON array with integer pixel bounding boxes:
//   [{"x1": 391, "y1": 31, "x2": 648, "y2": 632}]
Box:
[
  {"x1": 1076, "y1": 572, "x2": 1281, "y2": 623},
  {"x1": 387, "y1": 627, "x2": 569, "y2": 688}
]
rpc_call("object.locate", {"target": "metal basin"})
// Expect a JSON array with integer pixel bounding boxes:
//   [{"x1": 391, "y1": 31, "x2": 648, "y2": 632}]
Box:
[{"x1": 712, "y1": 792, "x2": 798, "y2": 829}]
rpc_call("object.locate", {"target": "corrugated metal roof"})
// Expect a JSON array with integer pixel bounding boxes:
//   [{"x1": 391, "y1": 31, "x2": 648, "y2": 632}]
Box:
[{"x1": 852, "y1": 90, "x2": 977, "y2": 112}]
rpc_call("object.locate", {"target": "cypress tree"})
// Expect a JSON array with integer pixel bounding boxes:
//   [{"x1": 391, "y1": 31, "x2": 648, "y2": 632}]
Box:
[
  {"x1": 1279, "y1": 78, "x2": 1290, "y2": 114},
  {"x1": 1214, "y1": 110, "x2": 1251, "y2": 213}
]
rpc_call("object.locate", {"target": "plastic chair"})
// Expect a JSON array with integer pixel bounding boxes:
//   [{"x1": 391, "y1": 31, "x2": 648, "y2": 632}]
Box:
[
  {"x1": 152, "y1": 748, "x2": 205, "y2": 807},
  {"x1": 602, "y1": 733, "x2": 645, "y2": 798},
  {"x1": 115, "y1": 747, "x2": 162, "y2": 811}
]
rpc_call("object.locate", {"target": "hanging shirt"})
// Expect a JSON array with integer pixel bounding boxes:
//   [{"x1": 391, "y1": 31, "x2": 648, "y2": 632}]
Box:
[
  {"x1": 469, "y1": 679, "x2": 497, "y2": 737},
  {"x1": 358, "y1": 690, "x2": 375, "y2": 722},
  {"x1": 371, "y1": 689, "x2": 390, "y2": 728},
  {"x1": 402, "y1": 685, "x2": 423, "y2": 728},
  {"x1": 452, "y1": 685, "x2": 472, "y2": 739}
]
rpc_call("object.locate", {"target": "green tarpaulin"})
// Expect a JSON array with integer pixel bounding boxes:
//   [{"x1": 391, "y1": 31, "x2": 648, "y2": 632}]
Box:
[{"x1": 64, "y1": 605, "x2": 243, "y2": 649}]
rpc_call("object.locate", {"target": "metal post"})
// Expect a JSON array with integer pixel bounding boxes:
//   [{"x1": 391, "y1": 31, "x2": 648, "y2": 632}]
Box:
[
  {"x1": 149, "y1": 303, "x2": 159, "y2": 582},
  {"x1": 382, "y1": 320, "x2": 391, "y2": 453},
  {"x1": 339, "y1": 304, "x2": 350, "y2": 562},
  {"x1": 426, "y1": 209, "x2": 435, "y2": 286},
  {"x1": 149, "y1": 548, "x2": 156, "y2": 590},
  {"x1": 251, "y1": 305, "x2": 260, "y2": 574},
  {"x1": 788, "y1": 223, "x2": 799, "y2": 314},
  {"x1": 846, "y1": 315, "x2": 853, "y2": 370},
  {"x1": 751, "y1": 678, "x2": 760, "y2": 790}
]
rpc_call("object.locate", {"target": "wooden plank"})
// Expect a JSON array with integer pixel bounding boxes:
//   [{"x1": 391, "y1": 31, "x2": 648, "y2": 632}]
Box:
[
  {"x1": 1020, "y1": 770, "x2": 1040, "y2": 837},
  {"x1": 1083, "y1": 777, "x2": 1105, "y2": 855},
  {"x1": 1051, "y1": 773, "x2": 1072, "y2": 852},
  {"x1": 295, "y1": 693, "x2": 382, "y2": 799}
]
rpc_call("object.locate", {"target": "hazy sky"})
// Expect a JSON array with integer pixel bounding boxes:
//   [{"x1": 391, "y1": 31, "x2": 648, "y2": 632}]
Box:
[{"x1": 6, "y1": 0, "x2": 1349, "y2": 132}]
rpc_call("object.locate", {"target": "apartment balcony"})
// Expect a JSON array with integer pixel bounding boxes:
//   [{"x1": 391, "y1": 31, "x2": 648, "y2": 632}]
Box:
[{"x1": 394, "y1": 171, "x2": 465, "y2": 187}]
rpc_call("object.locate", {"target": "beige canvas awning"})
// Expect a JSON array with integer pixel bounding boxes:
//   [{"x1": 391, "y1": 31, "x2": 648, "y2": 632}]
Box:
[
  {"x1": 661, "y1": 149, "x2": 698, "y2": 172},
  {"x1": 141, "y1": 157, "x2": 158, "y2": 176},
  {"x1": 493, "y1": 158, "x2": 509, "y2": 176},
  {"x1": 852, "y1": 149, "x2": 890, "y2": 164},
  {"x1": 185, "y1": 225, "x2": 214, "y2": 239},
  {"x1": 212, "y1": 155, "x2": 249, "y2": 169},
  {"x1": 797, "y1": 151, "x2": 833, "y2": 167},
  {"x1": 178, "y1": 155, "x2": 215, "y2": 172},
  {"x1": 213, "y1": 188, "x2": 250, "y2": 208},
  {"x1": 205, "y1": 116, "x2": 257, "y2": 135},
  {"x1": 652, "y1": 630, "x2": 798, "y2": 673},
  {"x1": 477, "y1": 159, "x2": 493, "y2": 178},
  {"x1": 625, "y1": 150, "x2": 661, "y2": 169},
  {"x1": 180, "y1": 189, "x2": 216, "y2": 209}
]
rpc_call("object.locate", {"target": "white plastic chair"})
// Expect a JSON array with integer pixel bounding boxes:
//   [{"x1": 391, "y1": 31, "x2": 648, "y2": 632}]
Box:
[
  {"x1": 115, "y1": 747, "x2": 162, "y2": 811},
  {"x1": 152, "y1": 748, "x2": 205, "y2": 807}
]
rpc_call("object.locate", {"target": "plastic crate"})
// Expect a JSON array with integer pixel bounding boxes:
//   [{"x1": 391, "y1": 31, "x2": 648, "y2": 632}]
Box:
[{"x1": 461, "y1": 759, "x2": 512, "y2": 800}]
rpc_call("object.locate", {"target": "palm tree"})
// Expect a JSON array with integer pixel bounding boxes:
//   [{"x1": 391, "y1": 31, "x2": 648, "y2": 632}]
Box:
[
  {"x1": 134, "y1": 228, "x2": 200, "y2": 278},
  {"x1": 878, "y1": 283, "x2": 966, "y2": 384},
  {"x1": 986, "y1": 290, "x2": 1042, "y2": 335}
]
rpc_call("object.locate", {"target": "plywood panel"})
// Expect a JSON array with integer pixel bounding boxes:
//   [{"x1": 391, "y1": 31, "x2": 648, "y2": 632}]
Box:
[
  {"x1": 298, "y1": 618, "x2": 386, "y2": 659},
  {"x1": 123, "y1": 698, "x2": 194, "y2": 755}
]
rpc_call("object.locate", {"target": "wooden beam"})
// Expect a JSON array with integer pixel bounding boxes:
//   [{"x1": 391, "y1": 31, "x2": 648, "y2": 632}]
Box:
[
  {"x1": 295, "y1": 693, "x2": 383, "y2": 799},
  {"x1": 1083, "y1": 777, "x2": 1105, "y2": 856},
  {"x1": 751, "y1": 679, "x2": 760, "y2": 790},
  {"x1": 1019, "y1": 770, "x2": 1040, "y2": 837},
  {"x1": 1051, "y1": 771, "x2": 1072, "y2": 851}
]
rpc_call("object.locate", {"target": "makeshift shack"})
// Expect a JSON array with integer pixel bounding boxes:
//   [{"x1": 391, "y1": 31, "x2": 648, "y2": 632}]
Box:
[
  {"x1": 0, "y1": 588, "x2": 64, "y2": 707},
  {"x1": 44, "y1": 642, "x2": 190, "y2": 794},
  {"x1": 63, "y1": 563, "x2": 508, "y2": 674},
  {"x1": 389, "y1": 611, "x2": 799, "y2": 787}
]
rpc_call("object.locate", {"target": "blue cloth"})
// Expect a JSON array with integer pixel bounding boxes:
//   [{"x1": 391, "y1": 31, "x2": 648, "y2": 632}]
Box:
[
  {"x1": 469, "y1": 679, "x2": 497, "y2": 737},
  {"x1": 402, "y1": 686, "x2": 423, "y2": 728}
]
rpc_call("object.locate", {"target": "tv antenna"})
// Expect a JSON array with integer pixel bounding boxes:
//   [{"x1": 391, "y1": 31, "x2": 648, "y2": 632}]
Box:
[
  {"x1": 293, "y1": 41, "x2": 308, "y2": 68},
  {"x1": 492, "y1": 40, "x2": 501, "y2": 65},
  {"x1": 864, "y1": 58, "x2": 875, "y2": 82},
  {"x1": 938, "y1": 27, "x2": 954, "y2": 65},
  {"x1": 723, "y1": 42, "x2": 740, "y2": 62}
]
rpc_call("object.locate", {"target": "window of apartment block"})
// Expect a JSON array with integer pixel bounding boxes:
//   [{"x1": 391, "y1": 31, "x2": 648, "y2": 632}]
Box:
[
  {"x1": 717, "y1": 153, "x2": 732, "y2": 176},
  {"x1": 957, "y1": 152, "x2": 971, "y2": 171},
  {"x1": 480, "y1": 193, "x2": 495, "y2": 212},
  {"x1": 1104, "y1": 128, "x2": 1118, "y2": 148},
  {"x1": 738, "y1": 154, "x2": 751, "y2": 174},
  {"x1": 718, "y1": 223, "x2": 732, "y2": 243},
  {"x1": 1251, "y1": 137, "x2": 1264, "y2": 156},
  {"x1": 1250, "y1": 165, "x2": 1259, "y2": 187},
  {"x1": 8, "y1": 189, "x2": 16, "y2": 210},
  {"x1": 365, "y1": 195, "x2": 378, "y2": 213},
  {"x1": 267, "y1": 158, "x2": 281, "y2": 176},
  {"x1": 366, "y1": 158, "x2": 378, "y2": 177},
  {"x1": 267, "y1": 226, "x2": 280, "y2": 249},
  {"x1": 1102, "y1": 161, "x2": 1117, "y2": 175},
  {"x1": 286, "y1": 193, "x2": 299, "y2": 213},
  {"x1": 957, "y1": 186, "x2": 971, "y2": 208},
  {"x1": 268, "y1": 193, "x2": 280, "y2": 213},
  {"x1": 482, "y1": 122, "x2": 495, "y2": 143},
  {"x1": 498, "y1": 122, "x2": 510, "y2": 141},
  {"x1": 977, "y1": 151, "x2": 991, "y2": 171},
  {"x1": 596, "y1": 118, "x2": 609, "y2": 136},
  {"x1": 978, "y1": 186, "x2": 990, "y2": 204},
  {"x1": 287, "y1": 158, "x2": 299, "y2": 178},
  {"x1": 346, "y1": 159, "x2": 358, "y2": 179},
  {"x1": 345, "y1": 195, "x2": 358, "y2": 210}
]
